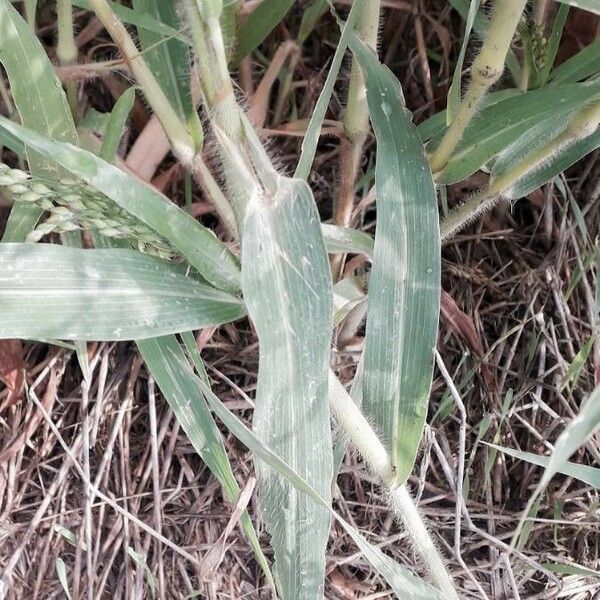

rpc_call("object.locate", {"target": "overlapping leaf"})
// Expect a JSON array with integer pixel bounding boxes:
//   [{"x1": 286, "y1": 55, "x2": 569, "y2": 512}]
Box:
[
  {"x1": 0, "y1": 116, "x2": 240, "y2": 292},
  {"x1": 0, "y1": 0, "x2": 78, "y2": 240},
  {"x1": 431, "y1": 81, "x2": 600, "y2": 184},
  {"x1": 241, "y1": 177, "x2": 333, "y2": 599},
  {"x1": 351, "y1": 38, "x2": 440, "y2": 484},
  {"x1": 0, "y1": 244, "x2": 244, "y2": 340}
]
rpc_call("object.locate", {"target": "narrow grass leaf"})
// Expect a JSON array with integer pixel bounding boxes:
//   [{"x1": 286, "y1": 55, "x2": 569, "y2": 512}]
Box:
[
  {"x1": 554, "y1": 0, "x2": 600, "y2": 15},
  {"x1": 126, "y1": 548, "x2": 156, "y2": 599},
  {"x1": 447, "y1": 0, "x2": 520, "y2": 81},
  {"x1": 298, "y1": 0, "x2": 328, "y2": 45},
  {"x1": 0, "y1": 0, "x2": 78, "y2": 241},
  {"x1": 447, "y1": 0, "x2": 479, "y2": 122},
  {"x1": 542, "y1": 562, "x2": 600, "y2": 577},
  {"x1": 0, "y1": 244, "x2": 244, "y2": 341},
  {"x1": 432, "y1": 81, "x2": 600, "y2": 184},
  {"x1": 233, "y1": 0, "x2": 294, "y2": 64},
  {"x1": 561, "y1": 335, "x2": 596, "y2": 391},
  {"x1": 100, "y1": 87, "x2": 136, "y2": 162},
  {"x1": 487, "y1": 443, "x2": 600, "y2": 488},
  {"x1": 294, "y1": 0, "x2": 362, "y2": 180},
  {"x1": 200, "y1": 378, "x2": 443, "y2": 599},
  {"x1": 72, "y1": 0, "x2": 188, "y2": 43},
  {"x1": 500, "y1": 129, "x2": 600, "y2": 200},
  {"x1": 321, "y1": 223, "x2": 374, "y2": 259},
  {"x1": 0, "y1": 116, "x2": 240, "y2": 292},
  {"x1": 137, "y1": 335, "x2": 275, "y2": 592},
  {"x1": 534, "y1": 3, "x2": 569, "y2": 87},
  {"x1": 352, "y1": 39, "x2": 440, "y2": 484},
  {"x1": 55, "y1": 558, "x2": 72, "y2": 600},
  {"x1": 132, "y1": 0, "x2": 201, "y2": 144},
  {"x1": 549, "y1": 39, "x2": 600, "y2": 84},
  {"x1": 536, "y1": 386, "x2": 600, "y2": 491},
  {"x1": 512, "y1": 385, "x2": 600, "y2": 547},
  {"x1": 241, "y1": 177, "x2": 333, "y2": 599}
]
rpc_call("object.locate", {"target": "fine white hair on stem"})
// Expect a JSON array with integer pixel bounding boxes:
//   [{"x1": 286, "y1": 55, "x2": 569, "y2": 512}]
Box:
[
  {"x1": 389, "y1": 484, "x2": 460, "y2": 600},
  {"x1": 328, "y1": 369, "x2": 460, "y2": 598}
]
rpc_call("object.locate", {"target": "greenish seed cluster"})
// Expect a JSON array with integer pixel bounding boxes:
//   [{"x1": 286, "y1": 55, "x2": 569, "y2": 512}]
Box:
[
  {"x1": 531, "y1": 24, "x2": 548, "y2": 71},
  {"x1": 0, "y1": 163, "x2": 175, "y2": 259}
]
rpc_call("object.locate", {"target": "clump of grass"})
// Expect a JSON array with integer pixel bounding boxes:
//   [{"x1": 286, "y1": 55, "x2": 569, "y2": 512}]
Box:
[{"x1": 1, "y1": 0, "x2": 600, "y2": 597}]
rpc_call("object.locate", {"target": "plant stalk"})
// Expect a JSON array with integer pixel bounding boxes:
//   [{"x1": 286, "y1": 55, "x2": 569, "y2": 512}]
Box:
[
  {"x1": 335, "y1": 1, "x2": 381, "y2": 231},
  {"x1": 184, "y1": 0, "x2": 278, "y2": 229},
  {"x1": 89, "y1": 0, "x2": 194, "y2": 163},
  {"x1": 429, "y1": 0, "x2": 528, "y2": 174},
  {"x1": 56, "y1": 0, "x2": 78, "y2": 116},
  {"x1": 328, "y1": 370, "x2": 458, "y2": 598},
  {"x1": 440, "y1": 100, "x2": 600, "y2": 241}
]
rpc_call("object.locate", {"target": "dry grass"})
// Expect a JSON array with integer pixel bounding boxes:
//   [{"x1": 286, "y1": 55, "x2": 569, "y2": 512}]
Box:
[{"x1": 1, "y1": 2, "x2": 600, "y2": 598}]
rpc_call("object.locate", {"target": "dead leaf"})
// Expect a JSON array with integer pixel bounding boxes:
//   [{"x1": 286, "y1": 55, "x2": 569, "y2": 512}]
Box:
[
  {"x1": 0, "y1": 339, "x2": 25, "y2": 407},
  {"x1": 441, "y1": 290, "x2": 496, "y2": 393}
]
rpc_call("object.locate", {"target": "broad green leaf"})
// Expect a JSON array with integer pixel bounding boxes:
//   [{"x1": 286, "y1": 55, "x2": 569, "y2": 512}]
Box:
[
  {"x1": 0, "y1": 0, "x2": 78, "y2": 241},
  {"x1": 417, "y1": 89, "x2": 521, "y2": 142},
  {"x1": 241, "y1": 177, "x2": 333, "y2": 599},
  {"x1": 549, "y1": 39, "x2": 600, "y2": 84},
  {"x1": 512, "y1": 386, "x2": 600, "y2": 547},
  {"x1": 352, "y1": 39, "x2": 440, "y2": 484},
  {"x1": 447, "y1": 0, "x2": 479, "y2": 122},
  {"x1": 0, "y1": 244, "x2": 244, "y2": 341},
  {"x1": 233, "y1": 0, "x2": 294, "y2": 64},
  {"x1": 200, "y1": 377, "x2": 443, "y2": 600},
  {"x1": 321, "y1": 223, "x2": 374, "y2": 259},
  {"x1": 554, "y1": 0, "x2": 600, "y2": 15},
  {"x1": 0, "y1": 116, "x2": 241, "y2": 293},
  {"x1": 294, "y1": 0, "x2": 363, "y2": 180},
  {"x1": 132, "y1": 0, "x2": 202, "y2": 146},
  {"x1": 487, "y1": 443, "x2": 600, "y2": 488},
  {"x1": 432, "y1": 82, "x2": 600, "y2": 184},
  {"x1": 137, "y1": 335, "x2": 274, "y2": 591}
]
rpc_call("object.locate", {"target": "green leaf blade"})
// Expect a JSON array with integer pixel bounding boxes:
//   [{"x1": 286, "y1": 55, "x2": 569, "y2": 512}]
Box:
[
  {"x1": 137, "y1": 335, "x2": 275, "y2": 591},
  {"x1": 0, "y1": 0, "x2": 78, "y2": 240},
  {"x1": 352, "y1": 40, "x2": 441, "y2": 484},
  {"x1": 0, "y1": 244, "x2": 245, "y2": 341},
  {"x1": 241, "y1": 177, "x2": 333, "y2": 599},
  {"x1": 433, "y1": 82, "x2": 600, "y2": 184},
  {"x1": 0, "y1": 116, "x2": 241, "y2": 293}
]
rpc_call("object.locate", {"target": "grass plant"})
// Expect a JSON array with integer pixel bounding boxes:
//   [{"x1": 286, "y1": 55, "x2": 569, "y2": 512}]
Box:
[{"x1": 1, "y1": 0, "x2": 600, "y2": 597}]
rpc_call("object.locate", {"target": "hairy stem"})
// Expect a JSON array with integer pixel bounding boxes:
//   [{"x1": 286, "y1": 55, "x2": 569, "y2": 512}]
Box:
[
  {"x1": 184, "y1": 0, "x2": 278, "y2": 229},
  {"x1": 441, "y1": 100, "x2": 600, "y2": 241},
  {"x1": 390, "y1": 485, "x2": 460, "y2": 600},
  {"x1": 89, "y1": 0, "x2": 193, "y2": 162},
  {"x1": 429, "y1": 0, "x2": 527, "y2": 174},
  {"x1": 328, "y1": 370, "x2": 458, "y2": 598},
  {"x1": 335, "y1": 1, "x2": 381, "y2": 230}
]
